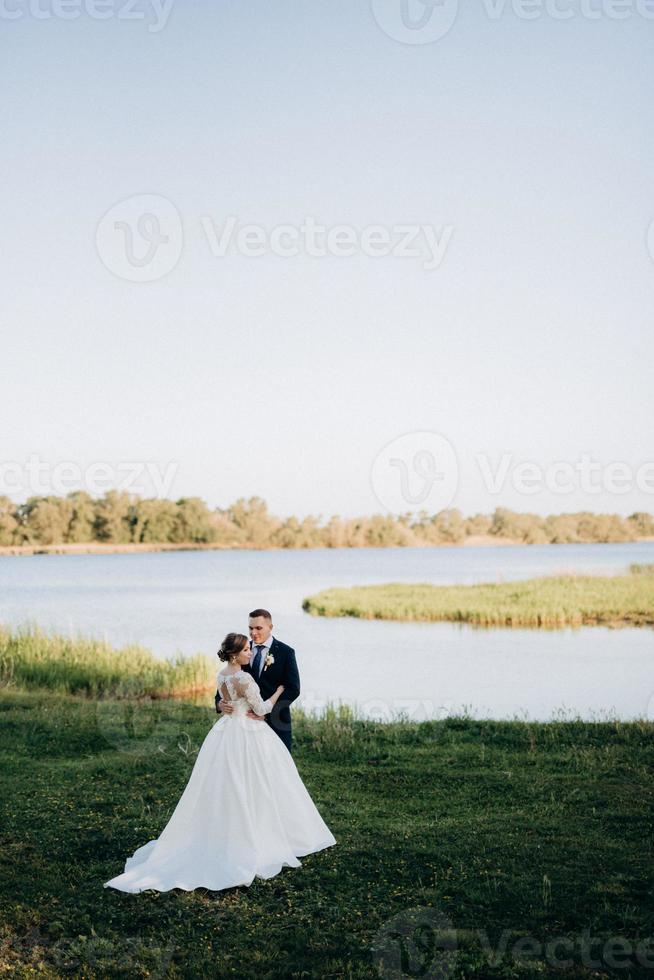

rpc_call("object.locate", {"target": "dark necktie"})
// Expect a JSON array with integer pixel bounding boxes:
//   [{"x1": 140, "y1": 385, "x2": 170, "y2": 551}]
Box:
[{"x1": 251, "y1": 645, "x2": 264, "y2": 678}]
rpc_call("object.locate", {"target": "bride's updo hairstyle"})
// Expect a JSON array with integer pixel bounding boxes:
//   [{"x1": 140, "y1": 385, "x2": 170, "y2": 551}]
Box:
[{"x1": 218, "y1": 632, "x2": 249, "y2": 663}]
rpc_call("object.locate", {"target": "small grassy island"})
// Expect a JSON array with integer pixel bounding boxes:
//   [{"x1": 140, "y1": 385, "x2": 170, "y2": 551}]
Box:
[{"x1": 303, "y1": 570, "x2": 654, "y2": 628}]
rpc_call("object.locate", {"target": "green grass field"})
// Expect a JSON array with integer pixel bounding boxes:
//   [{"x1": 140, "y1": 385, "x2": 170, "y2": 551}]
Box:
[
  {"x1": 1, "y1": 687, "x2": 653, "y2": 978},
  {"x1": 303, "y1": 573, "x2": 654, "y2": 628}
]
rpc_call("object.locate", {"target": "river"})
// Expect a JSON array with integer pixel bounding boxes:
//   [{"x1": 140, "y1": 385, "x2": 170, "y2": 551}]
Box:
[{"x1": 1, "y1": 541, "x2": 652, "y2": 721}]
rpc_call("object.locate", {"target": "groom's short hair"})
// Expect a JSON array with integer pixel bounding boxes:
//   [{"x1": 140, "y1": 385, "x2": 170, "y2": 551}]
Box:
[{"x1": 249, "y1": 608, "x2": 272, "y2": 621}]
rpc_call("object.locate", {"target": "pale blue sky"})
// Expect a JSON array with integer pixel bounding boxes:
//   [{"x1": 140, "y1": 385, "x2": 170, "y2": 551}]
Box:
[{"x1": 2, "y1": 1, "x2": 653, "y2": 518}]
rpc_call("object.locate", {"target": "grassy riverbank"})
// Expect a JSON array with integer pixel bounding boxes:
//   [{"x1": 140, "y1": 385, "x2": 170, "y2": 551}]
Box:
[
  {"x1": 630, "y1": 563, "x2": 654, "y2": 575},
  {"x1": 0, "y1": 625, "x2": 215, "y2": 698},
  {"x1": 1, "y1": 688, "x2": 653, "y2": 978},
  {"x1": 303, "y1": 572, "x2": 654, "y2": 628}
]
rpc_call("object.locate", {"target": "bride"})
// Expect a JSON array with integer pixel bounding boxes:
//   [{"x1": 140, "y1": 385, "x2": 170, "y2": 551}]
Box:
[{"x1": 104, "y1": 632, "x2": 336, "y2": 893}]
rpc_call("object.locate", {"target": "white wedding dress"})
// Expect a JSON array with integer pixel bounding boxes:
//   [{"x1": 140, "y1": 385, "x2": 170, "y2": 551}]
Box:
[{"x1": 104, "y1": 668, "x2": 335, "y2": 893}]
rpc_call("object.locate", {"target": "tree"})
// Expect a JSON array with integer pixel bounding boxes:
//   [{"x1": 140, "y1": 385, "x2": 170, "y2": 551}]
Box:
[
  {"x1": 132, "y1": 499, "x2": 179, "y2": 543},
  {"x1": 429, "y1": 508, "x2": 466, "y2": 544},
  {"x1": 627, "y1": 512, "x2": 654, "y2": 537},
  {"x1": 209, "y1": 509, "x2": 243, "y2": 546},
  {"x1": 463, "y1": 513, "x2": 492, "y2": 537},
  {"x1": 543, "y1": 513, "x2": 579, "y2": 544},
  {"x1": 490, "y1": 508, "x2": 545, "y2": 543},
  {"x1": 172, "y1": 497, "x2": 217, "y2": 543},
  {"x1": 323, "y1": 516, "x2": 347, "y2": 548},
  {"x1": 576, "y1": 512, "x2": 634, "y2": 543},
  {"x1": 226, "y1": 497, "x2": 280, "y2": 547},
  {"x1": 0, "y1": 496, "x2": 19, "y2": 546},
  {"x1": 2, "y1": 490, "x2": 653, "y2": 550},
  {"x1": 67, "y1": 491, "x2": 95, "y2": 543},
  {"x1": 20, "y1": 496, "x2": 74, "y2": 545},
  {"x1": 363, "y1": 514, "x2": 414, "y2": 547},
  {"x1": 273, "y1": 515, "x2": 322, "y2": 549},
  {"x1": 94, "y1": 491, "x2": 135, "y2": 543}
]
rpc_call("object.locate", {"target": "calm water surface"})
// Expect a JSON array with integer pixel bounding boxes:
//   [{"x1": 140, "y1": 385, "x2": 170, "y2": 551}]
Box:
[{"x1": 1, "y1": 542, "x2": 653, "y2": 721}]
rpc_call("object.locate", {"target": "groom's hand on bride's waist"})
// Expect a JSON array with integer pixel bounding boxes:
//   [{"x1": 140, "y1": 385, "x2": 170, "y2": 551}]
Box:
[{"x1": 216, "y1": 700, "x2": 263, "y2": 721}]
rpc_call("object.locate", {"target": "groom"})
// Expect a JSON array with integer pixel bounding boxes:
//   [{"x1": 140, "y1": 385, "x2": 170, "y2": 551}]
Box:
[{"x1": 215, "y1": 608, "x2": 300, "y2": 753}]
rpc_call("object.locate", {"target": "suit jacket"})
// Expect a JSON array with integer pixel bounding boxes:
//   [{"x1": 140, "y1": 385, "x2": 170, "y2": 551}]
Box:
[{"x1": 215, "y1": 637, "x2": 300, "y2": 753}]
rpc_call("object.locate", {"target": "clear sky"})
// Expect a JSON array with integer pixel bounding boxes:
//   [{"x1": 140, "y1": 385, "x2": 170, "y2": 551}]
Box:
[{"x1": 2, "y1": 0, "x2": 653, "y2": 519}]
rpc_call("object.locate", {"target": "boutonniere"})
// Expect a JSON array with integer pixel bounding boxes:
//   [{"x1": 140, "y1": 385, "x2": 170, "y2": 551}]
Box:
[{"x1": 263, "y1": 653, "x2": 275, "y2": 671}]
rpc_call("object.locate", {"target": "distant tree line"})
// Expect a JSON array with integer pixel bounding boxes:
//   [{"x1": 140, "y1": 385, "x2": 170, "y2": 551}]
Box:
[{"x1": 1, "y1": 492, "x2": 653, "y2": 549}]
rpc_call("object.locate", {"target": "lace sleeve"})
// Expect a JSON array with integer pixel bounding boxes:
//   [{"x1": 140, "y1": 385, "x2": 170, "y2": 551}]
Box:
[{"x1": 234, "y1": 674, "x2": 273, "y2": 716}]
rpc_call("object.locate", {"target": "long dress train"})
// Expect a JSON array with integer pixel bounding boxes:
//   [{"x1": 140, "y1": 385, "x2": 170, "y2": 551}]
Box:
[{"x1": 103, "y1": 669, "x2": 335, "y2": 893}]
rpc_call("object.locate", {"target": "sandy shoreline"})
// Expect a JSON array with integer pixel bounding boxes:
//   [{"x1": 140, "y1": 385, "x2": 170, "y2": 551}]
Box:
[
  {"x1": 1, "y1": 534, "x2": 651, "y2": 557},
  {"x1": 0, "y1": 535, "x2": 524, "y2": 556},
  {"x1": 0, "y1": 541, "x2": 238, "y2": 557}
]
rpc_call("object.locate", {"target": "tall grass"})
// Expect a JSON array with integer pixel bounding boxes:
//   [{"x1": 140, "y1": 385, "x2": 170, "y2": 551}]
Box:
[
  {"x1": 303, "y1": 573, "x2": 654, "y2": 627},
  {"x1": 0, "y1": 624, "x2": 216, "y2": 698},
  {"x1": 630, "y1": 562, "x2": 654, "y2": 575}
]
